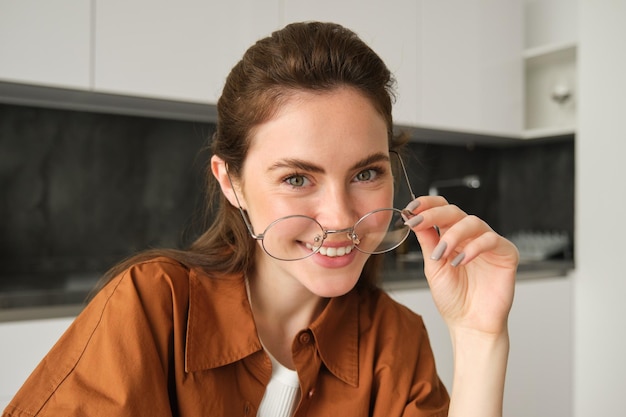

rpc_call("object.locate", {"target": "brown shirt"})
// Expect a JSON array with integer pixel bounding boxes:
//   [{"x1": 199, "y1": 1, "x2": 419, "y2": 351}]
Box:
[{"x1": 3, "y1": 257, "x2": 449, "y2": 417}]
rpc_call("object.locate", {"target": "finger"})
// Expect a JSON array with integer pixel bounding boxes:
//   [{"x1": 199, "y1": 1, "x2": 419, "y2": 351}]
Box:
[
  {"x1": 401, "y1": 196, "x2": 449, "y2": 219},
  {"x1": 403, "y1": 203, "x2": 468, "y2": 260},
  {"x1": 429, "y1": 215, "x2": 492, "y2": 262},
  {"x1": 404, "y1": 203, "x2": 467, "y2": 234},
  {"x1": 457, "y1": 231, "x2": 520, "y2": 267},
  {"x1": 448, "y1": 230, "x2": 504, "y2": 266},
  {"x1": 412, "y1": 225, "x2": 441, "y2": 260}
]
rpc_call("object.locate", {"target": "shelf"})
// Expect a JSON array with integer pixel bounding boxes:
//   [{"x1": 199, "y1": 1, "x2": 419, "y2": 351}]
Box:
[
  {"x1": 522, "y1": 125, "x2": 576, "y2": 140},
  {"x1": 524, "y1": 41, "x2": 577, "y2": 67},
  {"x1": 524, "y1": 42, "x2": 577, "y2": 135}
]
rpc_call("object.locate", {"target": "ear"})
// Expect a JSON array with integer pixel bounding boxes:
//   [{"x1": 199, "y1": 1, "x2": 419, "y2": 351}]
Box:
[{"x1": 211, "y1": 155, "x2": 246, "y2": 209}]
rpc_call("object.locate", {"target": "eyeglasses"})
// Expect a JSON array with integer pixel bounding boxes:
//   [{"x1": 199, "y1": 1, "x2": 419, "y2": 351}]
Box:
[{"x1": 228, "y1": 151, "x2": 416, "y2": 261}]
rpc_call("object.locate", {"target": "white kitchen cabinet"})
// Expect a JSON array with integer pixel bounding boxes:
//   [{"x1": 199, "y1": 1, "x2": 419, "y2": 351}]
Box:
[
  {"x1": 523, "y1": 43, "x2": 576, "y2": 137},
  {"x1": 0, "y1": 0, "x2": 91, "y2": 90},
  {"x1": 388, "y1": 275, "x2": 572, "y2": 417},
  {"x1": 524, "y1": 0, "x2": 578, "y2": 50},
  {"x1": 282, "y1": 0, "x2": 420, "y2": 127},
  {"x1": 283, "y1": 0, "x2": 523, "y2": 136},
  {"x1": 522, "y1": 0, "x2": 578, "y2": 138},
  {"x1": 505, "y1": 276, "x2": 572, "y2": 417},
  {"x1": 0, "y1": 317, "x2": 75, "y2": 410},
  {"x1": 418, "y1": 1, "x2": 523, "y2": 137},
  {"x1": 1, "y1": 1, "x2": 527, "y2": 139},
  {"x1": 93, "y1": 0, "x2": 281, "y2": 104}
]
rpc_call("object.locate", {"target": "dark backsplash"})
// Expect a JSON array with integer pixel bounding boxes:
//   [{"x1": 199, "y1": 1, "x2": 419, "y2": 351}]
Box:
[
  {"x1": 0, "y1": 103, "x2": 574, "y2": 293},
  {"x1": 0, "y1": 104, "x2": 212, "y2": 288}
]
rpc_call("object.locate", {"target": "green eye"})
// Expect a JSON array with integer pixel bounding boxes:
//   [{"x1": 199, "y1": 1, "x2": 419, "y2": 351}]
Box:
[
  {"x1": 287, "y1": 175, "x2": 306, "y2": 187},
  {"x1": 356, "y1": 170, "x2": 374, "y2": 181}
]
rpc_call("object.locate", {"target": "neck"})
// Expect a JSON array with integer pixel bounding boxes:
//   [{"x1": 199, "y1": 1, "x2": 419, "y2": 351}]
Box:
[{"x1": 246, "y1": 272, "x2": 328, "y2": 369}]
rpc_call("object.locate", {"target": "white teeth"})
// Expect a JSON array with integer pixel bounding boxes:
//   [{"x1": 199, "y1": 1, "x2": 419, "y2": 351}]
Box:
[{"x1": 305, "y1": 243, "x2": 353, "y2": 257}]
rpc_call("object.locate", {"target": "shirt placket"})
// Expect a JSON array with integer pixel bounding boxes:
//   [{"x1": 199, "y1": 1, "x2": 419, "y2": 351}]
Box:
[{"x1": 292, "y1": 328, "x2": 322, "y2": 416}]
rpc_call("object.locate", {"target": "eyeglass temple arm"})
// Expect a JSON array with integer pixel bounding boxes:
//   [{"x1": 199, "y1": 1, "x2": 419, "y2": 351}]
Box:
[
  {"x1": 224, "y1": 167, "x2": 262, "y2": 239},
  {"x1": 390, "y1": 150, "x2": 417, "y2": 201}
]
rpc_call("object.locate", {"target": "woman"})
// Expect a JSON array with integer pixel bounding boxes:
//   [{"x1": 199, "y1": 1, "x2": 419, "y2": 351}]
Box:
[{"x1": 3, "y1": 22, "x2": 517, "y2": 417}]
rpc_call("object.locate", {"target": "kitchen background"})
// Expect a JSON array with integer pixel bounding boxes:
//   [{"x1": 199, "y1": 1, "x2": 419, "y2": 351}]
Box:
[
  {"x1": 4, "y1": 1, "x2": 625, "y2": 416},
  {"x1": 0, "y1": 102, "x2": 574, "y2": 308}
]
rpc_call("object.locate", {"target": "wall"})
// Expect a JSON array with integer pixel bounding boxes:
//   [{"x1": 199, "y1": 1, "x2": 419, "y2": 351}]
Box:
[
  {"x1": 574, "y1": 1, "x2": 626, "y2": 415},
  {"x1": 0, "y1": 104, "x2": 210, "y2": 307},
  {"x1": 0, "y1": 103, "x2": 575, "y2": 304},
  {"x1": 406, "y1": 138, "x2": 575, "y2": 245}
]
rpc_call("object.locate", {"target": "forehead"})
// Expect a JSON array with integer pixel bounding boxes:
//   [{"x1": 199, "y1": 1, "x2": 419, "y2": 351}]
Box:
[{"x1": 244, "y1": 88, "x2": 389, "y2": 170}]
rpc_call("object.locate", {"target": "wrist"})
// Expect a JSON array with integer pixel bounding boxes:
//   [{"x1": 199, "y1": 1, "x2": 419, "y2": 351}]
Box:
[
  {"x1": 448, "y1": 326, "x2": 510, "y2": 417},
  {"x1": 449, "y1": 324, "x2": 510, "y2": 348}
]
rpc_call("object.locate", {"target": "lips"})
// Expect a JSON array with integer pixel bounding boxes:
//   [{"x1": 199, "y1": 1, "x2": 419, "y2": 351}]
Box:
[{"x1": 305, "y1": 243, "x2": 354, "y2": 257}]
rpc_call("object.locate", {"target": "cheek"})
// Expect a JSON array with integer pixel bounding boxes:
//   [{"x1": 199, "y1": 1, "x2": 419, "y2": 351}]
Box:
[
  {"x1": 355, "y1": 186, "x2": 395, "y2": 211},
  {"x1": 242, "y1": 188, "x2": 299, "y2": 230}
]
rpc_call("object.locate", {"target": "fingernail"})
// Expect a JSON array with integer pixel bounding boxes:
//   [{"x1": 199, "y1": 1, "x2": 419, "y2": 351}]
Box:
[
  {"x1": 451, "y1": 252, "x2": 465, "y2": 267},
  {"x1": 430, "y1": 241, "x2": 447, "y2": 261},
  {"x1": 401, "y1": 209, "x2": 415, "y2": 222},
  {"x1": 404, "y1": 199, "x2": 421, "y2": 213},
  {"x1": 404, "y1": 214, "x2": 424, "y2": 228}
]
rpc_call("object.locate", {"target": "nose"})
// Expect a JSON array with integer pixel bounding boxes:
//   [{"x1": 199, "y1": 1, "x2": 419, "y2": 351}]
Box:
[{"x1": 315, "y1": 185, "x2": 359, "y2": 232}]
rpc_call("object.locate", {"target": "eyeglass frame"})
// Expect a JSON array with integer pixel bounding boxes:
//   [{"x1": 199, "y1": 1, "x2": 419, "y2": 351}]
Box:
[{"x1": 226, "y1": 150, "x2": 417, "y2": 261}]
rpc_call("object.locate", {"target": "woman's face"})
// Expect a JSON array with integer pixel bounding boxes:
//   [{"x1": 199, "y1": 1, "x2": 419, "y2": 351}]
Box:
[{"x1": 238, "y1": 87, "x2": 393, "y2": 298}]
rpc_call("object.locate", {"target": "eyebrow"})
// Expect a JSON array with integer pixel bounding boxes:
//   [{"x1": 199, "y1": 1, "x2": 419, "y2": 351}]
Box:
[{"x1": 267, "y1": 152, "x2": 390, "y2": 173}]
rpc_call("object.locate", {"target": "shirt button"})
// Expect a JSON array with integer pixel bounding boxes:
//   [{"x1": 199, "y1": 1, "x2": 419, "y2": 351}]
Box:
[{"x1": 299, "y1": 331, "x2": 312, "y2": 345}]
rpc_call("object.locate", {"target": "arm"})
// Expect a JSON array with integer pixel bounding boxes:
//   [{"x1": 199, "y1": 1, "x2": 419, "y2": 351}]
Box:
[
  {"x1": 403, "y1": 197, "x2": 518, "y2": 417},
  {"x1": 3, "y1": 261, "x2": 181, "y2": 417}
]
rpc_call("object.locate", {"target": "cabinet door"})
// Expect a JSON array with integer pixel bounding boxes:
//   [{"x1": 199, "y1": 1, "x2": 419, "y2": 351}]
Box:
[
  {"x1": 282, "y1": 0, "x2": 420, "y2": 127},
  {"x1": 525, "y1": 0, "x2": 578, "y2": 49},
  {"x1": 0, "y1": 0, "x2": 91, "y2": 89},
  {"x1": 94, "y1": 0, "x2": 281, "y2": 104},
  {"x1": 389, "y1": 276, "x2": 572, "y2": 417},
  {"x1": 505, "y1": 277, "x2": 572, "y2": 417},
  {"x1": 0, "y1": 317, "x2": 75, "y2": 410},
  {"x1": 419, "y1": 0, "x2": 523, "y2": 136}
]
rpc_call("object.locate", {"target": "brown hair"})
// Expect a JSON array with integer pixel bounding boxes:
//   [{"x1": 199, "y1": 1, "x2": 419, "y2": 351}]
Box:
[{"x1": 94, "y1": 21, "x2": 405, "y2": 294}]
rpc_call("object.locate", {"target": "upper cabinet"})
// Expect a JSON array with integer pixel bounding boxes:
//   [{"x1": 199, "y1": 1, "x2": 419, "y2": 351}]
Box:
[
  {"x1": 282, "y1": 0, "x2": 420, "y2": 128},
  {"x1": 2, "y1": 0, "x2": 530, "y2": 140},
  {"x1": 523, "y1": 0, "x2": 578, "y2": 138},
  {"x1": 283, "y1": 0, "x2": 523, "y2": 137},
  {"x1": 524, "y1": 0, "x2": 577, "y2": 50},
  {"x1": 418, "y1": 1, "x2": 523, "y2": 137},
  {"x1": 93, "y1": 0, "x2": 281, "y2": 104},
  {"x1": 0, "y1": 0, "x2": 91, "y2": 90}
]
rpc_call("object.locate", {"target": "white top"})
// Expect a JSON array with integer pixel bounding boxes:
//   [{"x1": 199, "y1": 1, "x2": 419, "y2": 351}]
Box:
[{"x1": 257, "y1": 351, "x2": 301, "y2": 417}]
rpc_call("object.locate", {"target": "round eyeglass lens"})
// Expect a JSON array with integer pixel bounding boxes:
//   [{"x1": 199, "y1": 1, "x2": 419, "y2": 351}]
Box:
[
  {"x1": 352, "y1": 208, "x2": 410, "y2": 254},
  {"x1": 260, "y1": 215, "x2": 325, "y2": 261}
]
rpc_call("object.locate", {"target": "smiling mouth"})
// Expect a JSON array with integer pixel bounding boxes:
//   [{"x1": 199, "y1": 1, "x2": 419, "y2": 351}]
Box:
[{"x1": 305, "y1": 243, "x2": 354, "y2": 257}]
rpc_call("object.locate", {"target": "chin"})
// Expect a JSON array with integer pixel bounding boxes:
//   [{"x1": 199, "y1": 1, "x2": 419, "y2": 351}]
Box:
[
  {"x1": 302, "y1": 269, "x2": 363, "y2": 298},
  {"x1": 302, "y1": 251, "x2": 371, "y2": 297}
]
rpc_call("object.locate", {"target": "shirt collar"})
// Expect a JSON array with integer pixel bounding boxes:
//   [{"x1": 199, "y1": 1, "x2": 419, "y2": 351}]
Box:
[
  {"x1": 185, "y1": 267, "x2": 361, "y2": 388},
  {"x1": 185, "y1": 269, "x2": 262, "y2": 372},
  {"x1": 308, "y1": 292, "x2": 360, "y2": 387}
]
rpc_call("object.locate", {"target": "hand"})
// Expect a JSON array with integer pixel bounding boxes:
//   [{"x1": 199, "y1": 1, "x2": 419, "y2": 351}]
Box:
[{"x1": 403, "y1": 196, "x2": 518, "y2": 336}]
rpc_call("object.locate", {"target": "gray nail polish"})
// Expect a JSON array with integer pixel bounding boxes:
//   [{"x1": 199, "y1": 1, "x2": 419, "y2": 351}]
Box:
[
  {"x1": 430, "y1": 241, "x2": 447, "y2": 261},
  {"x1": 401, "y1": 209, "x2": 413, "y2": 222},
  {"x1": 404, "y1": 214, "x2": 424, "y2": 228},
  {"x1": 451, "y1": 252, "x2": 465, "y2": 267},
  {"x1": 404, "y1": 199, "x2": 421, "y2": 213}
]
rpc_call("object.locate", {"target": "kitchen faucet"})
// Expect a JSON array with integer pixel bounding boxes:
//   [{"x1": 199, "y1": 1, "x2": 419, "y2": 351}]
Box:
[{"x1": 428, "y1": 175, "x2": 481, "y2": 196}]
